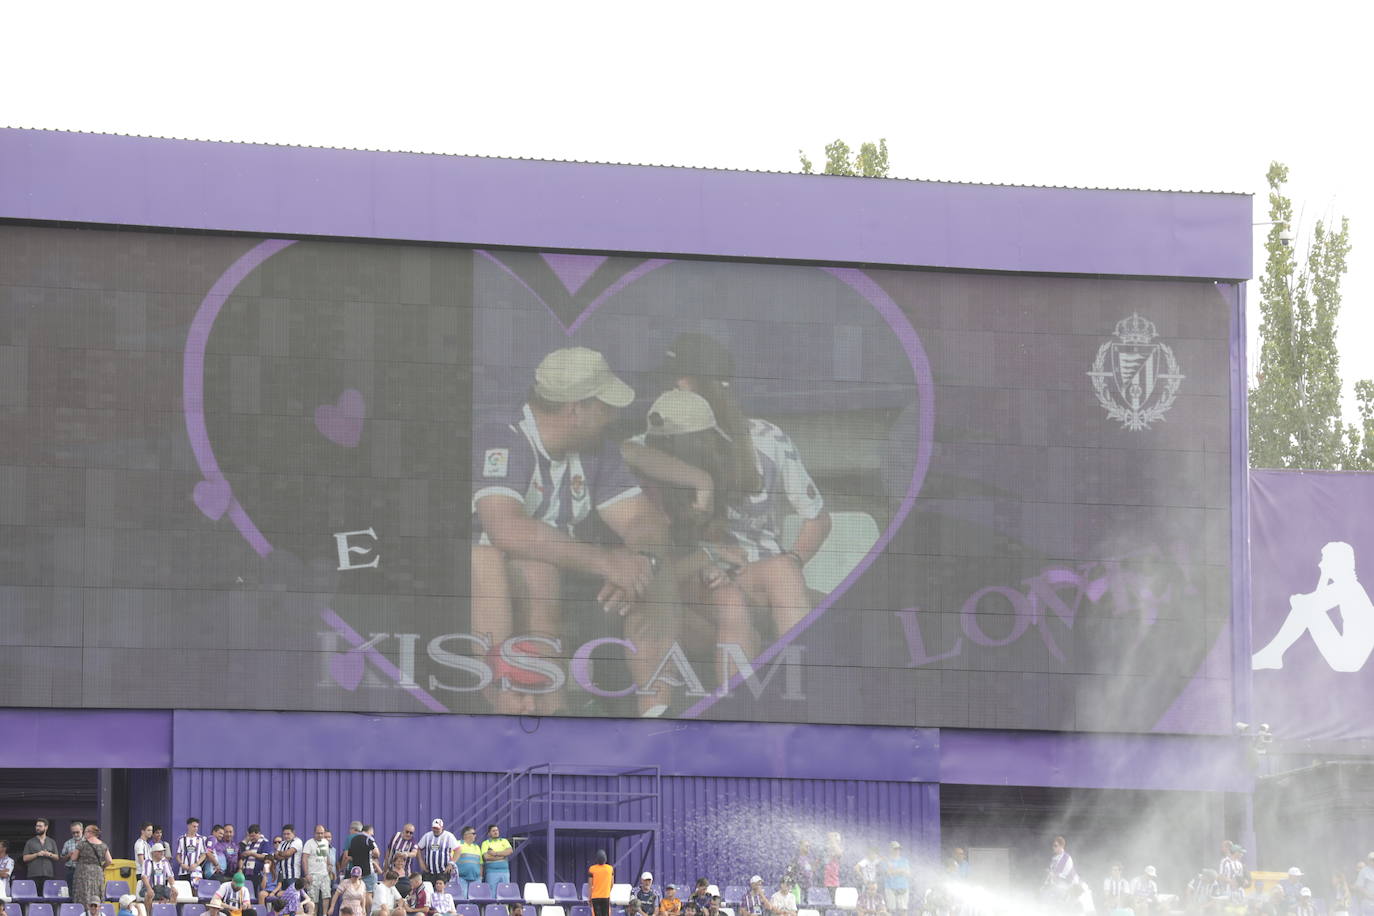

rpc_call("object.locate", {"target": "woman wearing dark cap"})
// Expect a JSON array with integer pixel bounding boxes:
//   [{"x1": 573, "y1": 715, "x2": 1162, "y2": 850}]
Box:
[{"x1": 627, "y1": 332, "x2": 832, "y2": 649}]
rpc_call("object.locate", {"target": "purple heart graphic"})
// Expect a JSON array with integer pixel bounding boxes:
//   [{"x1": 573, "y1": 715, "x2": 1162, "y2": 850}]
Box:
[
  {"x1": 192, "y1": 478, "x2": 233, "y2": 520},
  {"x1": 315, "y1": 389, "x2": 366, "y2": 447},
  {"x1": 475, "y1": 251, "x2": 935, "y2": 719},
  {"x1": 329, "y1": 649, "x2": 365, "y2": 691}
]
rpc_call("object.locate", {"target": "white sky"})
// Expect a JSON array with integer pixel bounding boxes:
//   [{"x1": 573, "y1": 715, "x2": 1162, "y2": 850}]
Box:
[{"x1": 4, "y1": 0, "x2": 1371, "y2": 421}]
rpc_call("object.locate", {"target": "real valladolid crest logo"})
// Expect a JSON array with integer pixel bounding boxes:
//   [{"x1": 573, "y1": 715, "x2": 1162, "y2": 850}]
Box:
[{"x1": 1087, "y1": 313, "x2": 1184, "y2": 431}]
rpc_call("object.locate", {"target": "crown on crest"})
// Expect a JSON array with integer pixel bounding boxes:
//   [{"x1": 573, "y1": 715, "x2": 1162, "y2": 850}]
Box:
[{"x1": 1114, "y1": 313, "x2": 1156, "y2": 344}]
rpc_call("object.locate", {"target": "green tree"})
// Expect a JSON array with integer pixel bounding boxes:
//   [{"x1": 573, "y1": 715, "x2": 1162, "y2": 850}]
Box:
[
  {"x1": 799, "y1": 138, "x2": 889, "y2": 177},
  {"x1": 1249, "y1": 161, "x2": 1370, "y2": 469}
]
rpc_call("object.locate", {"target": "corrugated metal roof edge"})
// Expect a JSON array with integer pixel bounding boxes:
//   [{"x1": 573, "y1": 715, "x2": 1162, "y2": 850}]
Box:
[{"x1": 3, "y1": 125, "x2": 1253, "y2": 197}]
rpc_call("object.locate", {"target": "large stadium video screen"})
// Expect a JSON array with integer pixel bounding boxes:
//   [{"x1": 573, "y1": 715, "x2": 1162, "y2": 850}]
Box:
[{"x1": 0, "y1": 226, "x2": 1234, "y2": 731}]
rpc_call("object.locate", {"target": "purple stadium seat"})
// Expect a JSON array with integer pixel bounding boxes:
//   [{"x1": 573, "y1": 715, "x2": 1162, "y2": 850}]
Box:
[
  {"x1": 455, "y1": 905, "x2": 482, "y2": 916},
  {"x1": 552, "y1": 885, "x2": 579, "y2": 905},
  {"x1": 58, "y1": 905, "x2": 83, "y2": 916},
  {"x1": 610, "y1": 907, "x2": 625, "y2": 916},
  {"x1": 806, "y1": 889, "x2": 831, "y2": 908},
  {"x1": 484, "y1": 905, "x2": 507, "y2": 916},
  {"x1": 722, "y1": 888, "x2": 745, "y2": 906},
  {"x1": 182, "y1": 904, "x2": 209, "y2": 916},
  {"x1": 569, "y1": 906, "x2": 592, "y2": 916},
  {"x1": 10, "y1": 883, "x2": 40, "y2": 905},
  {"x1": 467, "y1": 884, "x2": 494, "y2": 904},
  {"x1": 825, "y1": 908, "x2": 843, "y2": 916},
  {"x1": 151, "y1": 905, "x2": 178, "y2": 916},
  {"x1": 197, "y1": 884, "x2": 217, "y2": 902},
  {"x1": 580, "y1": 885, "x2": 589, "y2": 903},
  {"x1": 496, "y1": 885, "x2": 520, "y2": 903},
  {"x1": 32, "y1": 908, "x2": 59, "y2": 916},
  {"x1": 42, "y1": 882, "x2": 70, "y2": 901},
  {"x1": 3, "y1": 904, "x2": 20, "y2": 916},
  {"x1": 105, "y1": 882, "x2": 131, "y2": 901},
  {"x1": 99, "y1": 903, "x2": 115, "y2": 916}
]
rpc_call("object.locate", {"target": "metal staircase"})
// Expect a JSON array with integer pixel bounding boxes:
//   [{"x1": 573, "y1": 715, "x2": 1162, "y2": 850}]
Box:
[{"x1": 452, "y1": 763, "x2": 662, "y2": 889}]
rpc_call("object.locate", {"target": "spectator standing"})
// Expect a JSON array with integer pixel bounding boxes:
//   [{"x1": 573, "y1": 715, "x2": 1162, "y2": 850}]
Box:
[
  {"x1": 1276, "y1": 867, "x2": 1306, "y2": 913},
  {"x1": 139, "y1": 844, "x2": 178, "y2": 912},
  {"x1": 386, "y1": 826, "x2": 419, "y2": 881},
  {"x1": 588, "y1": 851, "x2": 614, "y2": 916},
  {"x1": 301, "y1": 826, "x2": 334, "y2": 916},
  {"x1": 1356, "y1": 853, "x2": 1374, "y2": 915},
  {"x1": 822, "y1": 834, "x2": 843, "y2": 891},
  {"x1": 454, "y1": 828, "x2": 482, "y2": 895},
  {"x1": 951, "y1": 848, "x2": 969, "y2": 880},
  {"x1": 634, "y1": 874, "x2": 659, "y2": 915},
  {"x1": 133, "y1": 824, "x2": 154, "y2": 874},
  {"x1": 792, "y1": 843, "x2": 815, "y2": 892},
  {"x1": 207, "y1": 826, "x2": 231, "y2": 881},
  {"x1": 73, "y1": 825, "x2": 112, "y2": 916},
  {"x1": 417, "y1": 821, "x2": 457, "y2": 886},
  {"x1": 1219, "y1": 845, "x2": 1244, "y2": 891},
  {"x1": 883, "y1": 843, "x2": 910, "y2": 916},
  {"x1": 62, "y1": 822, "x2": 84, "y2": 888},
  {"x1": 23, "y1": 818, "x2": 61, "y2": 893},
  {"x1": 273, "y1": 826, "x2": 304, "y2": 893},
  {"x1": 1, "y1": 841, "x2": 13, "y2": 901},
  {"x1": 346, "y1": 828, "x2": 381, "y2": 894},
  {"x1": 740, "y1": 877, "x2": 767, "y2": 916},
  {"x1": 176, "y1": 818, "x2": 209, "y2": 882},
  {"x1": 239, "y1": 825, "x2": 274, "y2": 898},
  {"x1": 1331, "y1": 869, "x2": 1353, "y2": 916},
  {"x1": 854, "y1": 848, "x2": 880, "y2": 890},
  {"x1": 1295, "y1": 886, "x2": 1318, "y2": 916},
  {"x1": 480, "y1": 826, "x2": 512, "y2": 887}
]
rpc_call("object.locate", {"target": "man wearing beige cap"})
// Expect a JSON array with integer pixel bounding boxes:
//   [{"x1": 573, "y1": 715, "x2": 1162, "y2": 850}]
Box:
[{"x1": 472, "y1": 346, "x2": 678, "y2": 716}]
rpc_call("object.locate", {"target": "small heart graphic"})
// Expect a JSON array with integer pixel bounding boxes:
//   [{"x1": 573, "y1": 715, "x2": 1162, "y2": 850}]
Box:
[
  {"x1": 192, "y1": 479, "x2": 233, "y2": 520},
  {"x1": 315, "y1": 389, "x2": 366, "y2": 447},
  {"x1": 329, "y1": 650, "x2": 365, "y2": 691}
]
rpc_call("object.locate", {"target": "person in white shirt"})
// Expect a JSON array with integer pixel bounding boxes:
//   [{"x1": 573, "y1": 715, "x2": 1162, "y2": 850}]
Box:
[
  {"x1": 429, "y1": 879, "x2": 457, "y2": 916},
  {"x1": 139, "y1": 844, "x2": 178, "y2": 912},
  {"x1": 301, "y1": 825, "x2": 335, "y2": 916},
  {"x1": 134, "y1": 825, "x2": 154, "y2": 874},
  {"x1": 769, "y1": 882, "x2": 798, "y2": 916},
  {"x1": 209, "y1": 873, "x2": 254, "y2": 913},
  {"x1": 371, "y1": 872, "x2": 405, "y2": 916},
  {"x1": 0, "y1": 840, "x2": 13, "y2": 902}
]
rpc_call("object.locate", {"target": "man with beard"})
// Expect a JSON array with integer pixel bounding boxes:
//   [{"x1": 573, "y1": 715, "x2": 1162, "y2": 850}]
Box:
[{"x1": 471, "y1": 347, "x2": 678, "y2": 716}]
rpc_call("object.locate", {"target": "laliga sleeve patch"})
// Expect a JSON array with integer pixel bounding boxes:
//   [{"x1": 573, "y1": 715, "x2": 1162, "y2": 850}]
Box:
[{"x1": 483, "y1": 448, "x2": 510, "y2": 478}]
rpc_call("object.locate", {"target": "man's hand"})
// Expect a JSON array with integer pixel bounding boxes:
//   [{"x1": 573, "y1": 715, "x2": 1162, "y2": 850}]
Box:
[{"x1": 598, "y1": 549, "x2": 655, "y2": 612}]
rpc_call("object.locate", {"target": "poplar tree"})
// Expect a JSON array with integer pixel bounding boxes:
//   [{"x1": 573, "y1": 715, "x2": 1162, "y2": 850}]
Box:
[{"x1": 1249, "y1": 162, "x2": 1369, "y2": 469}]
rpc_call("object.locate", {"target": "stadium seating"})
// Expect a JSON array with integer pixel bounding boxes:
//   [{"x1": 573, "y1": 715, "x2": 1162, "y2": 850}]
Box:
[
  {"x1": 467, "y1": 884, "x2": 494, "y2": 904},
  {"x1": 151, "y1": 904, "x2": 178, "y2": 916},
  {"x1": 569, "y1": 906, "x2": 592, "y2": 916},
  {"x1": 455, "y1": 905, "x2": 481, "y2": 916},
  {"x1": 540, "y1": 907, "x2": 565, "y2": 916},
  {"x1": 832, "y1": 888, "x2": 858, "y2": 911},
  {"x1": 523, "y1": 885, "x2": 554, "y2": 907},
  {"x1": 579, "y1": 884, "x2": 589, "y2": 903},
  {"x1": 608, "y1": 885, "x2": 632, "y2": 907},
  {"x1": 552, "y1": 884, "x2": 580, "y2": 905},
  {"x1": 484, "y1": 905, "x2": 506, "y2": 916},
  {"x1": 42, "y1": 883, "x2": 70, "y2": 901},
  {"x1": 805, "y1": 888, "x2": 831, "y2": 908},
  {"x1": 721, "y1": 887, "x2": 744, "y2": 906},
  {"x1": 781, "y1": 511, "x2": 880, "y2": 593},
  {"x1": 496, "y1": 885, "x2": 521, "y2": 903},
  {"x1": 100, "y1": 903, "x2": 115, "y2": 916},
  {"x1": 105, "y1": 882, "x2": 131, "y2": 901},
  {"x1": 3, "y1": 903, "x2": 21, "y2": 916},
  {"x1": 196, "y1": 884, "x2": 217, "y2": 902},
  {"x1": 58, "y1": 904, "x2": 83, "y2": 916},
  {"x1": 182, "y1": 903, "x2": 208, "y2": 916},
  {"x1": 798, "y1": 908, "x2": 821, "y2": 916},
  {"x1": 29, "y1": 906, "x2": 57, "y2": 916},
  {"x1": 172, "y1": 883, "x2": 196, "y2": 905},
  {"x1": 9, "y1": 884, "x2": 40, "y2": 905}
]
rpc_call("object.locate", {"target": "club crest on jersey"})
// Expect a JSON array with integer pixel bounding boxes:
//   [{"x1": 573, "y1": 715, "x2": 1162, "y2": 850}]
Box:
[
  {"x1": 1086, "y1": 313, "x2": 1184, "y2": 431},
  {"x1": 569, "y1": 474, "x2": 586, "y2": 500},
  {"x1": 483, "y1": 448, "x2": 509, "y2": 478}
]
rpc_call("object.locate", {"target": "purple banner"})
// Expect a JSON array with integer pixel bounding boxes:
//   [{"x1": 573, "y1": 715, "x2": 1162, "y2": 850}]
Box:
[{"x1": 1250, "y1": 469, "x2": 1374, "y2": 740}]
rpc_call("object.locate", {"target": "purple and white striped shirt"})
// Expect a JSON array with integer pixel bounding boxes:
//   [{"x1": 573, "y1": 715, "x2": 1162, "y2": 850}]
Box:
[
  {"x1": 176, "y1": 834, "x2": 208, "y2": 875},
  {"x1": 386, "y1": 833, "x2": 417, "y2": 875}
]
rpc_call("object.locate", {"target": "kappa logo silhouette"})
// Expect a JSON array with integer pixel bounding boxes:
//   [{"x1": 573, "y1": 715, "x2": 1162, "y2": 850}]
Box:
[{"x1": 1253, "y1": 541, "x2": 1374, "y2": 673}]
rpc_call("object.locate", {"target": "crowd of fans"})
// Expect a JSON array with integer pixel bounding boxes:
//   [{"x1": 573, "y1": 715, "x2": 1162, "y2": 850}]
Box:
[
  {"x1": 1035, "y1": 836, "x2": 1374, "y2": 915},
  {"x1": 7, "y1": 822, "x2": 1374, "y2": 916}
]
